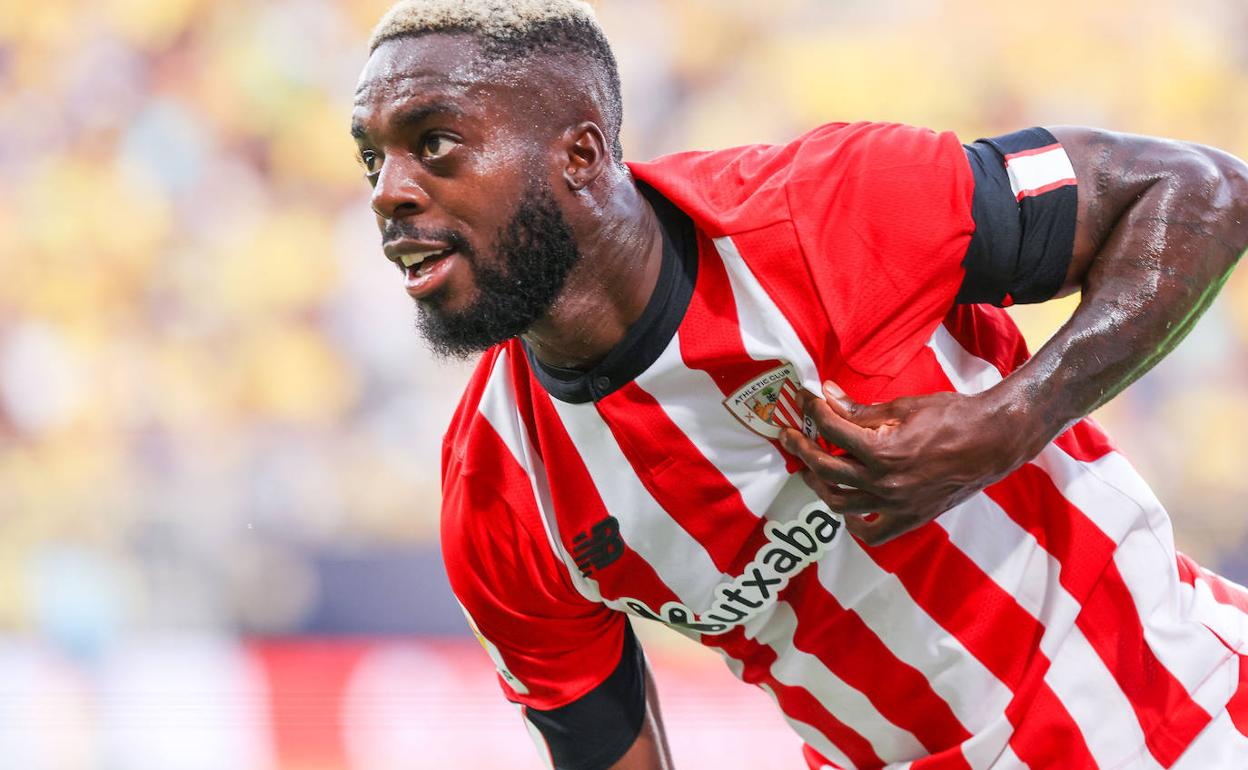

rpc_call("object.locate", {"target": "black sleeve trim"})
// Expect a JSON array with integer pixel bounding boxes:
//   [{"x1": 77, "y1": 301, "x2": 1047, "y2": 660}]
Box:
[
  {"x1": 523, "y1": 622, "x2": 647, "y2": 770},
  {"x1": 957, "y1": 127, "x2": 1078, "y2": 306}
]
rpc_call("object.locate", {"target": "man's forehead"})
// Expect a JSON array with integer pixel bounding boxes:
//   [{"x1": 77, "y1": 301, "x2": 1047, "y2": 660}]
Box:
[{"x1": 354, "y1": 33, "x2": 498, "y2": 104}]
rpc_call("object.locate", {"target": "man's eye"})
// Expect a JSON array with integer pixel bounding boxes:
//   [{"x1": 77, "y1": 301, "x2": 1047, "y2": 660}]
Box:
[
  {"x1": 421, "y1": 135, "x2": 458, "y2": 161},
  {"x1": 359, "y1": 150, "x2": 380, "y2": 175}
]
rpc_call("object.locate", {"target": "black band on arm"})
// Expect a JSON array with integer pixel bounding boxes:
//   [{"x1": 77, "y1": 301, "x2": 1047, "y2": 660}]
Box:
[
  {"x1": 957, "y1": 127, "x2": 1079, "y2": 306},
  {"x1": 522, "y1": 621, "x2": 647, "y2": 770}
]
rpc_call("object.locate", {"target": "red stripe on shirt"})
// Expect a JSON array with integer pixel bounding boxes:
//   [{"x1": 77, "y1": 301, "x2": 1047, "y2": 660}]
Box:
[
  {"x1": 676, "y1": 232, "x2": 803, "y2": 471},
  {"x1": 858, "y1": 524, "x2": 1098, "y2": 767},
  {"x1": 1176, "y1": 554, "x2": 1200, "y2": 588},
  {"x1": 1002, "y1": 663, "x2": 1097, "y2": 769},
  {"x1": 597, "y1": 382, "x2": 771, "y2": 575},
  {"x1": 987, "y1": 463, "x2": 1213, "y2": 765},
  {"x1": 506, "y1": 342, "x2": 545, "y2": 454},
  {"x1": 528, "y1": 383, "x2": 686, "y2": 609},
  {"x1": 677, "y1": 232, "x2": 787, "y2": 396},
  {"x1": 1229, "y1": 657, "x2": 1248, "y2": 738},
  {"x1": 801, "y1": 744, "x2": 840, "y2": 770},
  {"x1": 940, "y1": 307, "x2": 1029, "y2": 379},
  {"x1": 866, "y1": 525, "x2": 1044, "y2": 688},
  {"x1": 783, "y1": 569, "x2": 975, "y2": 758},
  {"x1": 707, "y1": 628, "x2": 884, "y2": 769},
  {"x1": 1176, "y1": 552, "x2": 1248, "y2": 614},
  {"x1": 1084, "y1": 563, "x2": 1213, "y2": 764},
  {"x1": 1175, "y1": 556, "x2": 1248, "y2": 739},
  {"x1": 1052, "y1": 419, "x2": 1116, "y2": 464},
  {"x1": 983, "y1": 463, "x2": 1112, "y2": 597},
  {"x1": 726, "y1": 227, "x2": 841, "y2": 372}
]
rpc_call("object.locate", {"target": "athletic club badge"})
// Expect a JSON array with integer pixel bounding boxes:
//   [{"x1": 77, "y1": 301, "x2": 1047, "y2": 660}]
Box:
[{"x1": 723, "y1": 362, "x2": 808, "y2": 438}]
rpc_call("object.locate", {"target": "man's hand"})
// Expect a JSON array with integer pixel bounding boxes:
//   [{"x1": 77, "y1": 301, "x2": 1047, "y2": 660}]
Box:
[{"x1": 779, "y1": 383, "x2": 1043, "y2": 545}]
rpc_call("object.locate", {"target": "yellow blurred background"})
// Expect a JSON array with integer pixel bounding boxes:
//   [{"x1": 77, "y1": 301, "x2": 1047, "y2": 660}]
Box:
[{"x1": 2, "y1": 1, "x2": 1247, "y2": 767}]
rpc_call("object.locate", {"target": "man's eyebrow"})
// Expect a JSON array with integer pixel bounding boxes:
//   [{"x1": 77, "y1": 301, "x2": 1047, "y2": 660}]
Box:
[
  {"x1": 392, "y1": 100, "x2": 467, "y2": 130},
  {"x1": 350, "y1": 100, "x2": 466, "y2": 142}
]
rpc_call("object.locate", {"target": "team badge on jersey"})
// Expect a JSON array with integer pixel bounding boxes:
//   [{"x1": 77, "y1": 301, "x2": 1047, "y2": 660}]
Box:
[{"x1": 723, "y1": 362, "x2": 809, "y2": 438}]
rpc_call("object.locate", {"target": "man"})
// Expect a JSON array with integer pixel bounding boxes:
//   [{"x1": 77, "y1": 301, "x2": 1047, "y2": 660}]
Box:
[{"x1": 350, "y1": 1, "x2": 1248, "y2": 767}]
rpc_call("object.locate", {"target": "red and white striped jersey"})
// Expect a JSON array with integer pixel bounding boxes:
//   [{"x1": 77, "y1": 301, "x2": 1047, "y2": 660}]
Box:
[{"x1": 440, "y1": 122, "x2": 1248, "y2": 769}]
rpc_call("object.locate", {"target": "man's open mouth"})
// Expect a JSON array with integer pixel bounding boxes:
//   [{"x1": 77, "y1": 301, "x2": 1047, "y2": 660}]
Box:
[{"x1": 398, "y1": 245, "x2": 456, "y2": 274}]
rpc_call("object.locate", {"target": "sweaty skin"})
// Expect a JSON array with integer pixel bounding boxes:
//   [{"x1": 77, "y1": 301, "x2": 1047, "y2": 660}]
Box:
[{"x1": 780, "y1": 128, "x2": 1248, "y2": 547}]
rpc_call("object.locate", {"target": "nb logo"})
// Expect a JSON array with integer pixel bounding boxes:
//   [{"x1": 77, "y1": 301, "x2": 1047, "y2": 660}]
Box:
[{"x1": 572, "y1": 516, "x2": 624, "y2": 577}]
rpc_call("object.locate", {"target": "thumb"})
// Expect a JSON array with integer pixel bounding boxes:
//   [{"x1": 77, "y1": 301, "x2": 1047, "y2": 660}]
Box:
[
  {"x1": 824, "y1": 381, "x2": 900, "y2": 428},
  {"x1": 821, "y1": 380, "x2": 859, "y2": 417}
]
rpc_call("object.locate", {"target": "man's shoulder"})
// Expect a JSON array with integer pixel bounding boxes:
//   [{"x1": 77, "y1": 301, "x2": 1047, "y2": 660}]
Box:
[{"x1": 626, "y1": 121, "x2": 963, "y2": 236}]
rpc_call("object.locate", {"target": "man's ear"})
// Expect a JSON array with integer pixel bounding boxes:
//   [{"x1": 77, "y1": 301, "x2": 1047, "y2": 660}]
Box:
[{"x1": 560, "y1": 121, "x2": 609, "y2": 191}]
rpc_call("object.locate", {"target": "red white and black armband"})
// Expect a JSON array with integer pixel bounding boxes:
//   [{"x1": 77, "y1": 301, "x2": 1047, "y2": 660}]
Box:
[{"x1": 958, "y1": 127, "x2": 1079, "y2": 307}]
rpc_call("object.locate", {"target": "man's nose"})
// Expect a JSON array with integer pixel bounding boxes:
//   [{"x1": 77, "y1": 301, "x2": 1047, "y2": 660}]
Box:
[{"x1": 370, "y1": 155, "x2": 431, "y2": 220}]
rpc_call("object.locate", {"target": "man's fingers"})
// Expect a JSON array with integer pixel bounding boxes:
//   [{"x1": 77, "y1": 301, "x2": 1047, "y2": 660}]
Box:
[
  {"x1": 798, "y1": 468, "x2": 901, "y2": 539},
  {"x1": 844, "y1": 511, "x2": 924, "y2": 546},
  {"x1": 798, "y1": 471, "x2": 886, "y2": 515},
  {"x1": 842, "y1": 513, "x2": 893, "y2": 544},
  {"x1": 819, "y1": 380, "x2": 856, "y2": 417},
  {"x1": 821, "y1": 380, "x2": 901, "y2": 428},
  {"x1": 795, "y1": 389, "x2": 877, "y2": 461},
  {"x1": 782, "y1": 429, "x2": 875, "y2": 490}
]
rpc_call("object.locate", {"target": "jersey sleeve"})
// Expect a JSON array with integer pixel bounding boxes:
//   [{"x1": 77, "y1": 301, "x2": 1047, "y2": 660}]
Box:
[
  {"x1": 442, "y1": 430, "x2": 645, "y2": 769},
  {"x1": 784, "y1": 122, "x2": 977, "y2": 377}
]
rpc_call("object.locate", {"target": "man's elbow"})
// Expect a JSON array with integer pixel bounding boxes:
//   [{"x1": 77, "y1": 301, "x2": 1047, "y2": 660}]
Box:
[
  {"x1": 1218, "y1": 151, "x2": 1248, "y2": 260},
  {"x1": 1186, "y1": 143, "x2": 1248, "y2": 260}
]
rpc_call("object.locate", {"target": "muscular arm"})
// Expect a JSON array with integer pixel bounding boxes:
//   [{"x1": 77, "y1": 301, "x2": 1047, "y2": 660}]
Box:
[
  {"x1": 782, "y1": 127, "x2": 1248, "y2": 544},
  {"x1": 1006, "y1": 126, "x2": 1248, "y2": 427}
]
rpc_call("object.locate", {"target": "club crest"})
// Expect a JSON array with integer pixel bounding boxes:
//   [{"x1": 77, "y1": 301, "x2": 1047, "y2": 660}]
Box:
[{"x1": 723, "y1": 362, "x2": 807, "y2": 438}]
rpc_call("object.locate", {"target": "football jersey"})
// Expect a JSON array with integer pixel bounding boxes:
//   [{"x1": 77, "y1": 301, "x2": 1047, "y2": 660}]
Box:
[{"x1": 440, "y1": 122, "x2": 1248, "y2": 769}]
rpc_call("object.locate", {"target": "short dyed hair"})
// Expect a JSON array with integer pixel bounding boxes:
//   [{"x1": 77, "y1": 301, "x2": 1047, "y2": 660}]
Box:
[{"x1": 369, "y1": 0, "x2": 625, "y2": 162}]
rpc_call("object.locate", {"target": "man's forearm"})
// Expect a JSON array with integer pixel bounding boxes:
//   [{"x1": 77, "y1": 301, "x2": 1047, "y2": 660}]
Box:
[{"x1": 990, "y1": 134, "x2": 1248, "y2": 449}]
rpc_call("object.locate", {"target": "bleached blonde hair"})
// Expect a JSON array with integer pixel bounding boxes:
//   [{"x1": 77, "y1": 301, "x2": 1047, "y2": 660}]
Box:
[
  {"x1": 369, "y1": 0, "x2": 600, "y2": 52},
  {"x1": 367, "y1": 0, "x2": 624, "y2": 161}
]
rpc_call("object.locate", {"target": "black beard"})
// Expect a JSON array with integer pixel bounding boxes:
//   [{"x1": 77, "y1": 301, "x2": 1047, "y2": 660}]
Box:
[{"x1": 415, "y1": 182, "x2": 583, "y2": 360}]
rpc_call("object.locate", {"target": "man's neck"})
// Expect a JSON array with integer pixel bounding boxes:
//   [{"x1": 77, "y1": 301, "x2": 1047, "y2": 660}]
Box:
[{"x1": 521, "y1": 172, "x2": 665, "y2": 371}]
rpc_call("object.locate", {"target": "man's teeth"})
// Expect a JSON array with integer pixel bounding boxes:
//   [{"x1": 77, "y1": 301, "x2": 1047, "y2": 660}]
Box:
[{"x1": 399, "y1": 248, "x2": 450, "y2": 269}]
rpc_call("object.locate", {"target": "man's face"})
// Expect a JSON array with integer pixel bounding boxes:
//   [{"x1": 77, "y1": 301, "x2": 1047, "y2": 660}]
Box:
[{"x1": 351, "y1": 34, "x2": 583, "y2": 358}]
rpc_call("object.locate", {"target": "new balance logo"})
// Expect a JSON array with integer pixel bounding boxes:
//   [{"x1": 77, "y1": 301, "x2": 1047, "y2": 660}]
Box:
[{"x1": 572, "y1": 516, "x2": 624, "y2": 577}]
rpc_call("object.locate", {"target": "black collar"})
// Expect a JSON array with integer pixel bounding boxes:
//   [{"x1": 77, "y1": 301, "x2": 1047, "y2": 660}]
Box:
[{"x1": 523, "y1": 182, "x2": 698, "y2": 404}]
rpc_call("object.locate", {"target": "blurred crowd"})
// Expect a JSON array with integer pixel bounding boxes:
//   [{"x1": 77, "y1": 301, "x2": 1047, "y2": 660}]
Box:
[{"x1": 3, "y1": 0, "x2": 1248, "y2": 648}]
